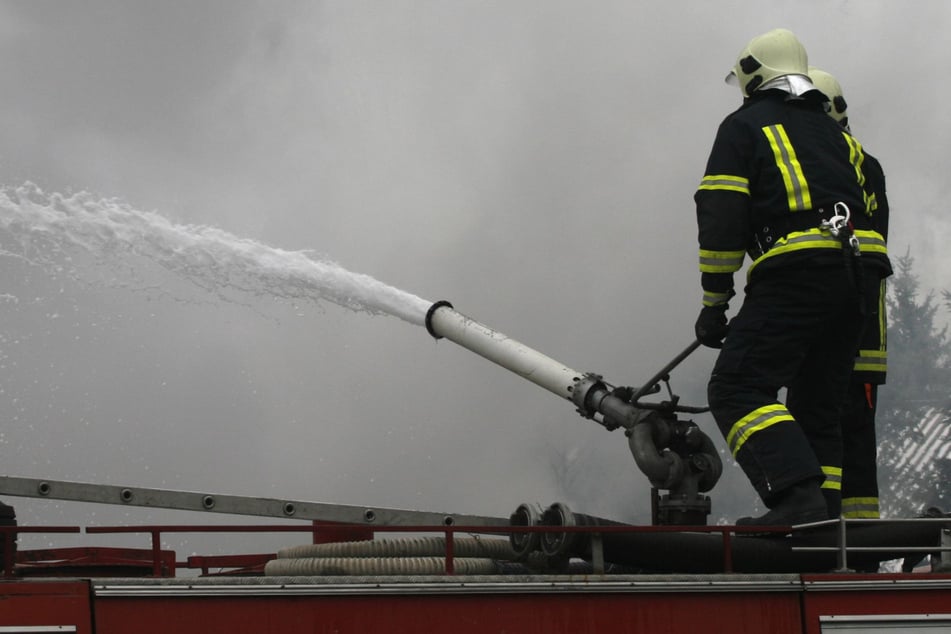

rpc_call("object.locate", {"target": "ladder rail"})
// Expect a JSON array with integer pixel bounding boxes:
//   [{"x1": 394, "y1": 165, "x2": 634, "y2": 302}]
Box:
[{"x1": 0, "y1": 475, "x2": 507, "y2": 527}]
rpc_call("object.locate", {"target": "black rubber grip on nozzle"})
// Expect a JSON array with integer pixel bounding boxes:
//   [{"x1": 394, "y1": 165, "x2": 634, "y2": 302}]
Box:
[{"x1": 425, "y1": 300, "x2": 454, "y2": 339}]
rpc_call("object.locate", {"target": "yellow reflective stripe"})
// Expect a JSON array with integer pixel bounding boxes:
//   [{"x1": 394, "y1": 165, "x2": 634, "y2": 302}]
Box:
[
  {"x1": 699, "y1": 248, "x2": 745, "y2": 273},
  {"x1": 854, "y1": 349, "x2": 887, "y2": 373},
  {"x1": 842, "y1": 133, "x2": 866, "y2": 187},
  {"x1": 821, "y1": 466, "x2": 842, "y2": 491},
  {"x1": 854, "y1": 230, "x2": 887, "y2": 256},
  {"x1": 842, "y1": 132, "x2": 872, "y2": 215},
  {"x1": 748, "y1": 229, "x2": 888, "y2": 279},
  {"x1": 877, "y1": 279, "x2": 887, "y2": 348},
  {"x1": 726, "y1": 404, "x2": 794, "y2": 457},
  {"x1": 698, "y1": 174, "x2": 750, "y2": 195},
  {"x1": 762, "y1": 124, "x2": 811, "y2": 211},
  {"x1": 841, "y1": 496, "x2": 880, "y2": 519},
  {"x1": 747, "y1": 229, "x2": 840, "y2": 277},
  {"x1": 702, "y1": 290, "x2": 731, "y2": 307}
]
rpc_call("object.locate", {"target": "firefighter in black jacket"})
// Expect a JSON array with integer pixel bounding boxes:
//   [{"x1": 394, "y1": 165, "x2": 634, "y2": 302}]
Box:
[
  {"x1": 694, "y1": 29, "x2": 891, "y2": 526},
  {"x1": 808, "y1": 67, "x2": 891, "y2": 520}
]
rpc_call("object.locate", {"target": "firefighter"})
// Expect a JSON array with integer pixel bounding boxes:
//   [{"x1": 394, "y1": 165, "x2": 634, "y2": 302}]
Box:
[
  {"x1": 807, "y1": 67, "x2": 891, "y2": 520},
  {"x1": 693, "y1": 28, "x2": 891, "y2": 525}
]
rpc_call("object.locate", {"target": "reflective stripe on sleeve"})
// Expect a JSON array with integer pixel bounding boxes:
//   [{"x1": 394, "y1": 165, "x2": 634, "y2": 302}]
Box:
[
  {"x1": 702, "y1": 290, "x2": 732, "y2": 307},
  {"x1": 699, "y1": 248, "x2": 745, "y2": 274},
  {"x1": 698, "y1": 174, "x2": 750, "y2": 195}
]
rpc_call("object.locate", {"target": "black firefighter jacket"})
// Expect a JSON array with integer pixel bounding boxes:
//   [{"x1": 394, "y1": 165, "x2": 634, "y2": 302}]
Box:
[{"x1": 694, "y1": 89, "x2": 891, "y2": 312}]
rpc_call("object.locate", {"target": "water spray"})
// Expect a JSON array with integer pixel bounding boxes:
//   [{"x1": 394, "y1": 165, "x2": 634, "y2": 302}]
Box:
[
  {"x1": 2, "y1": 183, "x2": 720, "y2": 523},
  {"x1": 0, "y1": 183, "x2": 432, "y2": 325}
]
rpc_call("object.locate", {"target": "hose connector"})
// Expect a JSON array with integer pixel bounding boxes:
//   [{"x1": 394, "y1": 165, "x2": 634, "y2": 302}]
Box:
[{"x1": 424, "y1": 300, "x2": 454, "y2": 339}]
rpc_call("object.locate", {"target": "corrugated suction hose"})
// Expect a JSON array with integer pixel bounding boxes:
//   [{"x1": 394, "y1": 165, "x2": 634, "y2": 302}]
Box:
[
  {"x1": 266, "y1": 555, "x2": 499, "y2": 576},
  {"x1": 266, "y1": 536, "x2": 521, "y2": 577}
]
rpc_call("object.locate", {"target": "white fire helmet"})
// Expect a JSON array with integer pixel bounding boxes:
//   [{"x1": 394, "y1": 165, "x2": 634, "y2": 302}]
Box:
[
  {"x1": 726, "y1": 28, "x2": 809, "y2": 98},
  {"x1": 808, "y1": 66, "x2": 849, "y2": 129}
]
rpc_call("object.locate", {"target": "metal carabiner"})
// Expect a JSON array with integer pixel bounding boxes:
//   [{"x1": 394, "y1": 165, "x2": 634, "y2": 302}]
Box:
[
  {"x1": 848, "y1": 233, "x2": 861, "y2": 256},
  {"x1": 820, "y1": 202, "x2": 851, "y2": 239}
]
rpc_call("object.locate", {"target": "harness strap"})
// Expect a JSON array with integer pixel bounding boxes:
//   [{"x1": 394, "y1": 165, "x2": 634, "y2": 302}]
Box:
[
  {"x1": 752, "y1": 202, "x2": 871, "y2": 258},
  {"x1": 751, "y1": 203, "x2": 866, "y2": 314}
]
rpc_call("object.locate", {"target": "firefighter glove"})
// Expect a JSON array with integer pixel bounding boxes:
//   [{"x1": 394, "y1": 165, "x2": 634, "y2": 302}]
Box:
[{"x1": 695, "y1": 305, "x2": 729, "y2": 349}]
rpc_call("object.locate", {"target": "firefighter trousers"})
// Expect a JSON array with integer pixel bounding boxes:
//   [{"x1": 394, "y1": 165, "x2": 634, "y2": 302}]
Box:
[
  {"x1": 838, "y1": 381, "x2": 880, "y2": 518},
  {"x1": 788, "y1": 272, "x2": 883, "y2": 518},
  {"x1": 708, "y1": 263, "x2": 863, "y2": 508}
]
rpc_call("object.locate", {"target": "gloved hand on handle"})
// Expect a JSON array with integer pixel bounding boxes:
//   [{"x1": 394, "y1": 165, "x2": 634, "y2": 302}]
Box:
[{"x1": 694, "y1": 305, "x2": 730, "y2": 349}]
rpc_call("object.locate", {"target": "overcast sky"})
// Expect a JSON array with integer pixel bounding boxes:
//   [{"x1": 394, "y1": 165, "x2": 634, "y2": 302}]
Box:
[{"x1": 0, "y1": 1, "x2": 948, "y2": 554}]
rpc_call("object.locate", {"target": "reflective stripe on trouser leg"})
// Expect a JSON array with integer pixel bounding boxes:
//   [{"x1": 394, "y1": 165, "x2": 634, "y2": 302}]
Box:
[
  {"x1": 820, "y1": 466, "x2": 843, "y2": 518},
  {"x1": 707, "y1": 265, "x2": 860, "y2": 505},
  {"x1": 821, "y1": 466, "x2": 842, "y2": 491},
  {"x1": 708, "y1": 387, "x2": 822, "y2": 504},
  {"x1": 842, "y1": 496, "x2": 880, "y2": 519}
]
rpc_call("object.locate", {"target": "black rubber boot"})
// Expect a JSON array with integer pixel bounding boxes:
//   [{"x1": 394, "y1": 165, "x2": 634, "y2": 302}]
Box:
[{"x1": 736, "y1": 480, "x2": 829, "y2": 527}]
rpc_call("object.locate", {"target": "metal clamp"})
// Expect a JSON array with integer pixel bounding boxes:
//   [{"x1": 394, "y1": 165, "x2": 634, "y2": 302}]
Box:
[
  {"x1": 820, "y1": 202, "x2": 861, "y2": 256},
  {"x1": 819, "y1": 201, "x2": 851, "y2": 238}
]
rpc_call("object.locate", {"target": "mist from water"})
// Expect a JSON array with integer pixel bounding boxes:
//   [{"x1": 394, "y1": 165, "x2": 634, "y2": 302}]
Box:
[{"x1": 0, "y1": 183, "x2": 432, "y2": 325}]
